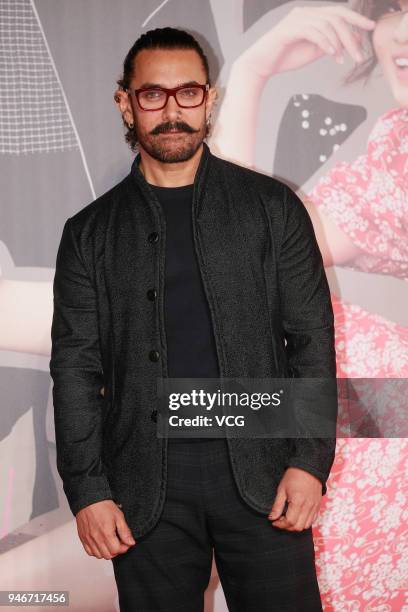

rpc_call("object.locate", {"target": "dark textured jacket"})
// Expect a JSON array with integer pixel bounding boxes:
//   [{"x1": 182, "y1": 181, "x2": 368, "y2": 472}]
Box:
[{"x1": 49, "y1": 141, "x2": 337, "y2": 539}]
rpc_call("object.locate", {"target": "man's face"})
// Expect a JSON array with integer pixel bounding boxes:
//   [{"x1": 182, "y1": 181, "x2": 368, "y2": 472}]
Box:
[{"x1": 127, "y1": 48, "x2": 214, "y2": 163}]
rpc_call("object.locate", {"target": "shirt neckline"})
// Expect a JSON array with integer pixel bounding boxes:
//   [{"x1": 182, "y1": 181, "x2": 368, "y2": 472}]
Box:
[{"x1": 149, "y1": 182, "x2": 194, "y2": 191}]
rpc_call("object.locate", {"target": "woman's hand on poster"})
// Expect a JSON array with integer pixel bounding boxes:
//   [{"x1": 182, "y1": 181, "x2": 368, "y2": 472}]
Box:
[{"x1": 238, "y1": 5, "x2": 376, "y2": 78}]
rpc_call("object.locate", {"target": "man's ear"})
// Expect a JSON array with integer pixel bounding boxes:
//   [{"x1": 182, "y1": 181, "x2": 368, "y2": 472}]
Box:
[
  {"x1": 206, "y1": 86, "x2": 218, "y2": 118},
  {"x1": 113, "y1": 89, "x2": 134, "y2": 127}
]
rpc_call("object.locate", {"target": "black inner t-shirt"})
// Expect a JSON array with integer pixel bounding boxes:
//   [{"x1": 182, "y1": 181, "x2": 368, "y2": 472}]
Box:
[{"x1": 149, "y1": 182, "x2": 221, "y2": 442}]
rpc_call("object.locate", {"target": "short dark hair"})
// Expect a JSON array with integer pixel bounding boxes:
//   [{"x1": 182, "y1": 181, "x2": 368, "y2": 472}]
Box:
[
  {"x1": 116, "y1": 27, "x2": 211, "y2": 152},
  {"x1": 117, "y1": 27, "x2": 211, "y2": 91}
]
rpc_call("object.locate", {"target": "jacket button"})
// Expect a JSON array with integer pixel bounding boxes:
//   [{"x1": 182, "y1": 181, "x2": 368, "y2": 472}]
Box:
[
  {"x1": 151, "y1": 410, "x2": 158, "y2": 423},
  {"x1": 147, "y1": 288, "x2": 157, "y2": 301},
  {"x1": 149, "y1": 350, "x2": 160, "y2": 362},
  {"x1": 148, "y1": 231, "x2": 159, "y2": 243}
]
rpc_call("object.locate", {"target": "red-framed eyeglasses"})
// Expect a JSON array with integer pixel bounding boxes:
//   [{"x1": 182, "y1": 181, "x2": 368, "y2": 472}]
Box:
[{"x1": 126, "y1": 83, "x2": 210, "y2": 111}]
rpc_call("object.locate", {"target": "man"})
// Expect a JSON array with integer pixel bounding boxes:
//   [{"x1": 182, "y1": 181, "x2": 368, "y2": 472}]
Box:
[{"x1": 50, "y1": 27, "x2": 336, "y2": 611}]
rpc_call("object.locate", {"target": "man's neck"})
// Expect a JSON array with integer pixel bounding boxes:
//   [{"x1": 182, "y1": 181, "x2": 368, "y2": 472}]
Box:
[{"x1": 138, "y1": 143, "x2": 203, "y2": 187}]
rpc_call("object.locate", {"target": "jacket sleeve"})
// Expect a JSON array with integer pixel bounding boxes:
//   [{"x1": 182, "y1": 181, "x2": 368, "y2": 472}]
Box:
[
  {"x1": 49, "y1": 217, "x2": 113, "y2": 516},
  {"x1": 278, "y1": 184, "x2": 338, "y2": 496}
]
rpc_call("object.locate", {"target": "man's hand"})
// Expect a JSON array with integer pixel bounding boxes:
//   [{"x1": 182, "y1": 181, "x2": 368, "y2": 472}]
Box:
[
  {"x1": 76, "y1": 500, "x2": 136, "y2": 559},
  {"x1": 268, "y1": 467, "x2": 322, "y2": 531}
]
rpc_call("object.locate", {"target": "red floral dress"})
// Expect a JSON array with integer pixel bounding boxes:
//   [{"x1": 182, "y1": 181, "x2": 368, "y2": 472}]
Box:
[
  {"x1": 307, "y1": 108, "x2": 408, "y2": 609},
  {"x1": 308, "y1": 107, "x2": 408, "y2": 378}
]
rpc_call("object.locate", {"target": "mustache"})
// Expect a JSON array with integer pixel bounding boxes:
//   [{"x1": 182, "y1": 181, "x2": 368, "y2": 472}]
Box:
[{"x1": 150, "y1": 121, "x2": 198, "y2": 135}]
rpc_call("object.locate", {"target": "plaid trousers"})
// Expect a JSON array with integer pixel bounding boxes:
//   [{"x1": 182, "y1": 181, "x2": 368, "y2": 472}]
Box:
[{"x1": 112, "y1": 438, "x2": 323, "y2": 612}]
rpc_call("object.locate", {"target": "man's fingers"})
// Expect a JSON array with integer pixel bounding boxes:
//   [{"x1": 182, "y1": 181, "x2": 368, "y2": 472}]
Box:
[
  {"x1": 105, "y1": 532, "x2": 132, "y2": 557},
  {"x1": 96, "y1": 539, "x2": 117, "y2": 560},
  {"x1": 83, "y1": 529, "x2": 130, "y2": 559},
  {"x1": 86, "y1": 535, "x2": 105, "y2": 559},
  {"x1": 271, "y1": 516, "x2": 288, "y2": 529},
  {"x1": 86, "y1": 527, "x2": 126, "y2": 559},
  {"x1": 83, "y1": 543, "x2": 94, "y2": 557},
  {"x1": 272, "y1": 506, "x2": 317, "y2": 531},
  {"x1": 279, "y1": 499, "x2": 301, "y2": 529},
  {"x1": 94, "y1": 513, "x2": 135, "y2": 558},
  {"x1": 115, "y1": 514, "x2": 136, "y2": 546},
  {"x1": 303, "y1": 507, "x2": 319, "y2": 530},
  {"x1": 268, "y1": 490, "x2": 287, "y2": 519},
  {"x1": 291, "y1": 504, "x2": 315, "y2": 531},
  {"x1": 271, "y1": 499, "x2": 305, "y2": 531}
]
